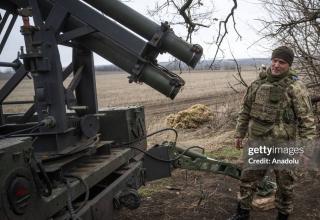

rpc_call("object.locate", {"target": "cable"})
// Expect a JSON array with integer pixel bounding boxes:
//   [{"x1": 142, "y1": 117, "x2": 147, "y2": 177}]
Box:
[
  {"x1": 64, "y1": 177, "x2": 77, "y2": 220},
  {"x1": 121, "y1": 128, "x2": 178, "y2": 147},
  {"x1": 129, "y1": 145, "x2": 204, "y2": 163},
  {"x1": 63, "y1": 174, "x2": 89, "y2": 220},
  {"x1": 0, "y1": 117, "x2": 55, "y2": 139},
  {"x1": 114, "y1": 127, "x2": 204, "y2": 163},
  {"x1": 146, "y1": 128, "x2": 178, "y2": 144},
  {"x1": 29, "y1": 152, "x2": 52, "y2": 197},
  {"x1": 29, "y1": 125, "x2": 42, "y2": 134},
  {"x1": 0, "y1": 122, "x2": 44, "y2": 139},
  {"x1": 64, "y1": 174, "x2": 90, "y2": 213}
]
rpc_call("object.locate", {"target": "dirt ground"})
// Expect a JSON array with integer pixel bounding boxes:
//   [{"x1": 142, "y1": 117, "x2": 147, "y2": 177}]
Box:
[
  {"x1": 115, "y1": 170, "x2": 320, "y2": 220},
  {"x1": 115, "y1": 125, "x2": 320, "y2": 220}
]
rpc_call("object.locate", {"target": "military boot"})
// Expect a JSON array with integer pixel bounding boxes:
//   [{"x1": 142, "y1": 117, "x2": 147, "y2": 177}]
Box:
[
  {"x1": 228, "y1": 203, "x2": 250, "y2": 220},
  {"x1": 276, "y1": 212, "x2": 289, "y2": 220}
]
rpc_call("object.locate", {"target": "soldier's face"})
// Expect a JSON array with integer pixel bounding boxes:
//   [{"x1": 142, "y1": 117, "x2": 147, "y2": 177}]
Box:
[{"x1": 271, "y1": 58, "x2": 290, "y2": 75}]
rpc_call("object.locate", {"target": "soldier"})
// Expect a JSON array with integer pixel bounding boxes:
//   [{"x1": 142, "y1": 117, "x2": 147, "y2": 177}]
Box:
[{"x1": 230, "y1": 46, "x2": 317, "y2": 220}]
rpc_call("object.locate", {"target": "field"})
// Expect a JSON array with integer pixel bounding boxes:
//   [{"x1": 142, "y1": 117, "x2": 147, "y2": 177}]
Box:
[
  {"x1": 1, "y1": 70, "x2": 256, "y2": 110},
  {"x1": 0, "y1": 70, "x2": 256, "y2": 135},
  {"x1": 1, "y1": 70, "x2": 319, "y2": 219}
]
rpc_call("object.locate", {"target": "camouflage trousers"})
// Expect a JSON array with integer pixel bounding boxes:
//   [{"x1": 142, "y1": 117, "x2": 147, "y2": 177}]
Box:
[{"x1": 239, "y1": 168, "x2": 296, "y2": 214}]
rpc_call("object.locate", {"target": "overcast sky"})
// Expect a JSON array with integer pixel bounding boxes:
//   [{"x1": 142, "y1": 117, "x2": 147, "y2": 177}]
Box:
[{"x1": 0, "y1": 0, "x2": 273, "y2": 68}]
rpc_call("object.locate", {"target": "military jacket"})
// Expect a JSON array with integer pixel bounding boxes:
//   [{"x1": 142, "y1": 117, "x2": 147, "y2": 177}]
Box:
[{"x1": 235, "y1": 70, "x2": 316, "y2": 140}]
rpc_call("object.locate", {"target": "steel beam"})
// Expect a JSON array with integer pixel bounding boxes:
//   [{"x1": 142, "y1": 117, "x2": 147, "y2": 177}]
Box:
[
  {"x1": 0, "y1": 14, "x2": 17, "y2": 54},
  {"x1": 73, "y1": 47, "x2": 98, "y2": 114},
  {"x1": 0, "y1": 61, "x2": 20, "y2": 68},
  {"x1": 0, "y1": 65, "x2": 28, "y2": 103},
  {"x1": 0, "y1": 11, "x2": 9, "y2": 34},
  {"x1": 44, "y1": 2, "x2": 68, "y2": 32}
]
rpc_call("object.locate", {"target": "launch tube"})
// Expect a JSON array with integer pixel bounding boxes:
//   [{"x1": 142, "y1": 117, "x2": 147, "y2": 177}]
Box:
[{"x1": 82, "y1": 0, "x2": 203, "y2": 68}]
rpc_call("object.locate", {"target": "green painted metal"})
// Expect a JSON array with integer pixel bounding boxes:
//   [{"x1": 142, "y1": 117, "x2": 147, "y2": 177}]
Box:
[{"x1": 163, "y1": 142, "x2": 276, "y2": 196}]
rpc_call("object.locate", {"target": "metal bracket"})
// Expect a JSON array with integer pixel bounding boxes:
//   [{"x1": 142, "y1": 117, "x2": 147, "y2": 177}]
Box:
[
  {"x1": 128, "y1": 22, "x2": 171, "y2": 83},
  {"x1": 66, "y1": 66, "x2": 83, "y2": 92},
  {"x1": 58, "y1": 26, "x2": 95, "y2": 43},
  {"x1": 140, "y1": 22, "x2": 170, "y2": 61},
  {"x1": 18, "y1": 7, "x2": 32, "y2": 17},
  {"x1": 45, "y1": 3, "x2": 69, "y2": 33},
  {"x1": 28, "y1": 0, "x2": 43, "y2": 27},
  {"x1": 128, "y1": 60, "x2": 146, "y2": 83},
  {"x1": 62, "y1": 63, "x2": 74, "y2": 80},
  {"x1": 151, "y1": 22, "x2": 170, "y2": 49},
  {"x1": 65, "y1": 66, "x2": 84, "y2": 109}
]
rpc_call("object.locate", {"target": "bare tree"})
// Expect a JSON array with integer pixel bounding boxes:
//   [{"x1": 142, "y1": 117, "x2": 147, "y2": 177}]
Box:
[
  {"x1": 148, "y1": 0, "x2": 216, "y2": 42},
  {"x1": 258, "y1": 0, "x2": 320, "y2": 85},
  {"x1": 147, "y1": 0, "x2": 240, "y2": 68}
]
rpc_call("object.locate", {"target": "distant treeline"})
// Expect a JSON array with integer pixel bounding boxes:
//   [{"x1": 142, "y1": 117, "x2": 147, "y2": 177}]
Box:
[
  {"x1": 0, "y1": 69, "x2": 14, "y2": 79},
  {"x1": 0, "y1": 58, "x2": 270, "y2": 77},
  {"x1": 95, "y1": 58, "x2": 270, "y2": 72}
]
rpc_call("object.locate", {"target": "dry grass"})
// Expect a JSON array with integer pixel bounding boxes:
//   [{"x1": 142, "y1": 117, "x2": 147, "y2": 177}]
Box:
[
  {"x1": 144, "y1": 88, "x2": 246, "y2": 148},
  {"x1": 0, "y1": 70, "x2": 258, "y2": 113},
  {"x1": 95, "y1": 70, "x2": 257, "y2": 107}
]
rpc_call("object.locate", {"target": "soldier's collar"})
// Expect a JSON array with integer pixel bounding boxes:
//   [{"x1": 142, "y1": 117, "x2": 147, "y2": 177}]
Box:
[{"x1": 267, "y1": 70, "x2": 289, "y2": 83}]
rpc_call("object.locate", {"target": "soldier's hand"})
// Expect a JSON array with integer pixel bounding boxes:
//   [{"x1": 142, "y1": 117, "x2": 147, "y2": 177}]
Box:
[{"x1": 235, "y1": 138, "x2": 243, "y2": 150}]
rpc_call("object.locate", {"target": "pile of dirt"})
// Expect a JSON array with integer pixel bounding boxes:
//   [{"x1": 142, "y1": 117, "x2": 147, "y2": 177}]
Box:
[{"x1": 166, "y1": 104, "x2": 214, "y2": 129}]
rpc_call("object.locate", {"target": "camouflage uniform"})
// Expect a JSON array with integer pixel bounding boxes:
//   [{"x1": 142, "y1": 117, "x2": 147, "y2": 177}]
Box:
[{"x1": 235, "y1": 68, "x2": 316, "y2": 215}]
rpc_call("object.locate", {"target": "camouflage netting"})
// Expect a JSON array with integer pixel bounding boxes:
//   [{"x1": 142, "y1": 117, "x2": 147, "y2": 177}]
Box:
[{"x1": 166, "y1": 104, "x2": 214, "y2": 129}]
